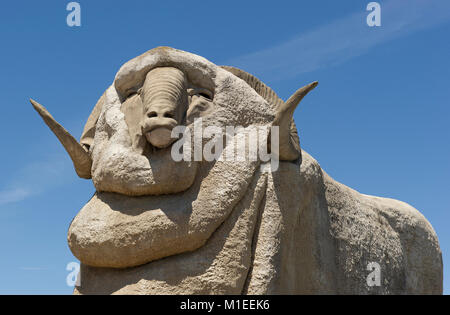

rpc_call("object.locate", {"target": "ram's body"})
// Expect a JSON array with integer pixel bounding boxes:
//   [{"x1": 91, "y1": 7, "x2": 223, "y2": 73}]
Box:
[{"x1": 31, "y1": 47, "x2": 442, "y2": 294}]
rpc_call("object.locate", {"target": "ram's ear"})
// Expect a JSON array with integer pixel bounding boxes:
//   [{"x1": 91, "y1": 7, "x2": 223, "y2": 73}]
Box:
[
  {"x1": 120, "y1": 93, "x2": 146, "y2": 153},
  {"x1": 80, "y1": 91, "x2": 106, "y2": 151},
  {"x1": 30, "y1": 99, "x2": 92, "y2": 179}
]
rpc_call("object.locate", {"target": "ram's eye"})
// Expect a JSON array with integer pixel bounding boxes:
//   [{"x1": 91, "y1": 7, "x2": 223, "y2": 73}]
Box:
[
  {"x1": 198, "y1": 92, "x2": 211, "y2": 100},
  {"x1": 188, "y1": 88, "x2": 213, "y2": 101}
]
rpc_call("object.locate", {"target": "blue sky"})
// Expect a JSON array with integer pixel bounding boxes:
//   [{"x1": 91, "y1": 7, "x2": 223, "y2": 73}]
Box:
[{"x1": 0, "y1": 0, "x2": 448, "y2": 294}]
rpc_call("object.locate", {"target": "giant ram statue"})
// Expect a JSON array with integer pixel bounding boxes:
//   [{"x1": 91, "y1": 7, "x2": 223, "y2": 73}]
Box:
[{"x1": 31, "y1": 47, "x2": 442, "y2": 294}]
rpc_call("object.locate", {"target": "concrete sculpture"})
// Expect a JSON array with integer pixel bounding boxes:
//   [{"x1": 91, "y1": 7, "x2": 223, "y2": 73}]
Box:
[{"x1": 31, "y1": 47, "x2": 442, "y2": 294}]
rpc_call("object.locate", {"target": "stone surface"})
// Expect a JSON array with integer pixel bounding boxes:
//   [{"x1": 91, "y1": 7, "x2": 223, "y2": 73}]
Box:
[
  {"x1": 72, "y1": 151, "x2": 442, "y2": 294},
  {"x1": 31, "y1": 47, "x2": 443, "y2": 294}
]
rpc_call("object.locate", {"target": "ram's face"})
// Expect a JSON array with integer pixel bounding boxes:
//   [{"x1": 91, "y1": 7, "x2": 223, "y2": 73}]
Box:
[
  {"x1": 139, "y1": 66, "x2": 216, "y2": 149},
  {"x1": 90, "y1": 47, "x2": 277, "y2": 196}
]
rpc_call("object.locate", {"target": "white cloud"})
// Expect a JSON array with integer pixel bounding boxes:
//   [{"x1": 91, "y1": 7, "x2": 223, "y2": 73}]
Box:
[
  {"x1": 229, "y1": 0, "x2": 450, "y2": 80},
  {"x1": 0, "y1": 188, "x2": 32, "y2": 205},
  {"x1": 0, "y1": 155, "x2": 73, "y2": 206}
]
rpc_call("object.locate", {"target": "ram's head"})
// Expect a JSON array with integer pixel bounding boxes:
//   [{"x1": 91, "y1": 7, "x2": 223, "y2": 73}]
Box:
[{"x1": 30, "y1": 47, "x2": 317, "y2": 268}]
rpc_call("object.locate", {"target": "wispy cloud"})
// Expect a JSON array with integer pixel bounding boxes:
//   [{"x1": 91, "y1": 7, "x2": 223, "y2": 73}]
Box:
[
  {"x1": 229, "y1": 0, "x2": 450, "y2": 80},
  {"x1": 0, "y1": 155, "x2": 72, "y2": 206},
  {"x1": 0, "y1": 188, "x2": 32, "y2": 205}
]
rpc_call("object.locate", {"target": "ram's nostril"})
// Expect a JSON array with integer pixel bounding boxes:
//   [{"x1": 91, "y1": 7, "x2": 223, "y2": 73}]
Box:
[
  {"x1": 147, "y1": 112, "x2": 157, "y2": 118},
  {"x1": 163, "y1": 112, "x2": 174, "y2": 119}
]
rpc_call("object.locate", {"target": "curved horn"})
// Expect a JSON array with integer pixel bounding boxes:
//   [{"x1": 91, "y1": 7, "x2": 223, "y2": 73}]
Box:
[
  {"x1": 30, "y1": 99, "x2": 92, "y2": 179},
  {"x1": 221, "y1": 66, "x2": 318, "y2": 162},
  {"x1": 273, "y1": 81, "x2": 318, "y2": 161}
]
